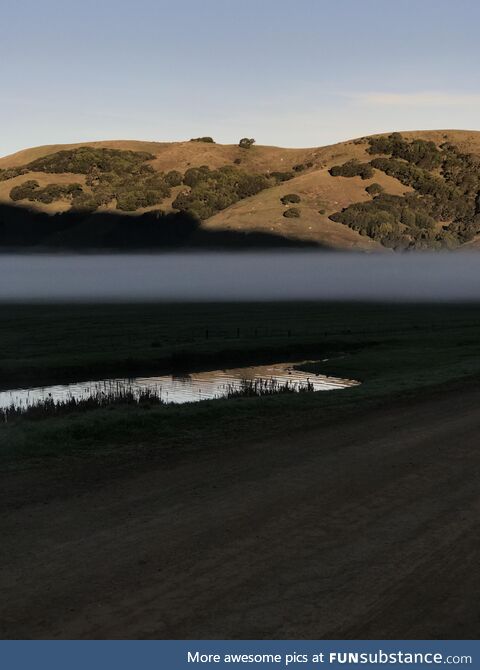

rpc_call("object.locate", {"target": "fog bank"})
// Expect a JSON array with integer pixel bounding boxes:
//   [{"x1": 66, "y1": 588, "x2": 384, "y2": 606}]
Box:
[{"x1": 1, "y1": 252, "x2": 480, "y2": 302}]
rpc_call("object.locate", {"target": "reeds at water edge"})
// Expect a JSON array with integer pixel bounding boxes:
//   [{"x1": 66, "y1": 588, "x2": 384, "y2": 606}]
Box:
[{"x1": 2, "y1": 377, "x2": 316, "y2": 422}]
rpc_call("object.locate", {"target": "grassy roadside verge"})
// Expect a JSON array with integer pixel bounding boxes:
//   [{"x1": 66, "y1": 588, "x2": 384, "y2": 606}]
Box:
[{"x1": 2, "y1": 301, "x2": 480, "y2": 472}]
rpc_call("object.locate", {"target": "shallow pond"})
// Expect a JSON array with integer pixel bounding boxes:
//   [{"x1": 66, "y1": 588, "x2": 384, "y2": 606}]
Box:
[{"x1": 0, "y1": 361, "x2": 359, "y2": 411}]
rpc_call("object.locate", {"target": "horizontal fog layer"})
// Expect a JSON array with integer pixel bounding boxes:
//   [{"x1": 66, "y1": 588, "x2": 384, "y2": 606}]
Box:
[{"x1": 2, "y1": 252, "x2": 480, "y2": 302}]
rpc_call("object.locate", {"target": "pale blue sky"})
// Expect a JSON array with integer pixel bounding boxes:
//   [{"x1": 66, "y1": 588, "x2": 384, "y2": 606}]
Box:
[{"x1": 2, "y1": 0, "x2": 480, "y2": 156}]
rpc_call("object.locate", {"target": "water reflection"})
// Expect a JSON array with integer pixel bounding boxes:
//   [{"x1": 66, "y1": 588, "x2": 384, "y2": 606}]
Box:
[{"x1": 0, "y1": 361, "x2": 360, "y2": 410}]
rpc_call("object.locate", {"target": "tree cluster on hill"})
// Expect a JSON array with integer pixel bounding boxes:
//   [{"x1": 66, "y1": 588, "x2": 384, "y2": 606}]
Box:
[
  {"x1": 0, "y1": 167, "x2": 28, "y2": 182},
  {"x1": 329, "y1": 159, "x2": 374, "y2": 180},
  {"x1": 368, "y1": 156, "x2": 465, "y2": 218},
  {"x1": 172, "y1": 165, "x2": 270, "y2": 220},
  {"x1": 3, "y1": 146, "x2": 283, "y2": 217},
  {"x1": 10, "y1": 180, "x2": 83, "y2": 204},
  {"x1": 27, "y1": 147, "x2": 156, "y2": 175},
  {"x1": 367, "y1": 133, "x2": 442, "y2": 170},
  {"x1": 330, "y1": 193, "x2": 457, "y2": 249},
  {"x1": 3, "y1": 147, "x2": 176, "y2": 212},
  {"x1": 164, "y1": 170, "x2": 183, "y2": 186},
  {"x1": 329, "y1": 133, "x2": 480, "y2": 249}
]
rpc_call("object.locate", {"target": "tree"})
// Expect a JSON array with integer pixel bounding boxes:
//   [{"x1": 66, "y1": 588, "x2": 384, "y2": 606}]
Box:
[
  {"x1": 189, "y1": 137, "x2": 215, "y2": 143},
  {"x1": 283, "y1": 207, "x2": 300, "y2": 218},
  {"x1": 239, "y1": 138, "x2": 255, "y2": 150},
  {"x1": 164, "y1": 170, "x2": 183, "y2": 187},
  {"x1": 280, "y1": 193, "x2": 301, "y2": 204},
  {"x1": 329, "y1": 159, "x2": 374, "y2": 180},
  {"x1": 365, "y1": 183, "x2": 384, "y2": 196},
  {"x1": 271, "y1": 171, "x2": 294, "y2": 183}
]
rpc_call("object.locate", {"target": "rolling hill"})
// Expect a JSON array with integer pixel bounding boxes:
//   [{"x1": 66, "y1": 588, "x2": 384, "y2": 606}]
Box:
[{"x1": 2, "y1": 130, "x2": 480, "y2": 251}]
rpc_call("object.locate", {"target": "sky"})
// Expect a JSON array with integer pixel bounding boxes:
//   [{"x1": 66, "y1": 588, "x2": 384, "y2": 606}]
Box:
[{"x1": 2, "y1": 0, "x2": 480, "y2": 156}]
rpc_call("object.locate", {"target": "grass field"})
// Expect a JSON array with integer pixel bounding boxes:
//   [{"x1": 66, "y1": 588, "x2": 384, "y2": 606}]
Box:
[
  {"x1": 3, "y1": 300, "x2": 480, "y2": 639},
  {"x1": 2, "y1": 301, "x2": 480, "y2": 471}
]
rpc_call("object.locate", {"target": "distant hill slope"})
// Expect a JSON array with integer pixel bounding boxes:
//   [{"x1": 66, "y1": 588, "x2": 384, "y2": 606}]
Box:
[{"x1": 1, "y1": 130, "x2": 480, "y2": 251}]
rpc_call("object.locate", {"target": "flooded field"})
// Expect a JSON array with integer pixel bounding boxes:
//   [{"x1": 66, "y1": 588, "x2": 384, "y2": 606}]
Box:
[{"x1": 0, "y1": 361, "x2": 359, "y2": 411}]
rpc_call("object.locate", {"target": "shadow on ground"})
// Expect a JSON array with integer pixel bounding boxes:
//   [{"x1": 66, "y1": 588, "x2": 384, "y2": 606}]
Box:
[{"x1": 0, "y1": 203, "x2": 325, "y2": 250}]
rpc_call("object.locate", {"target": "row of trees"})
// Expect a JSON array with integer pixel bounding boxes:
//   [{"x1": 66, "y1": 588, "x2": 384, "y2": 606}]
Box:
[
  {"x1": 367, "y1": 133, "x2": 442, "y2": 170},
  {"x1": 6, "y1": 147, "x2": 189, "y2": 212},
  {"x1": 26, "y1": 146, "x2": 156, "y2": 175},
  {"x1": 330, "y1": 193, "x2": 458, "y2": 250},
  {"x1": 10, "y1": 180, "x2": 83, "y2": 205}
]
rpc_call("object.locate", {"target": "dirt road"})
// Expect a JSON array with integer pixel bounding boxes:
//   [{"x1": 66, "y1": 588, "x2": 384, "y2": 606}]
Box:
[{"x1": 2, "y1": 388, "x2": 480, "y2": 639}]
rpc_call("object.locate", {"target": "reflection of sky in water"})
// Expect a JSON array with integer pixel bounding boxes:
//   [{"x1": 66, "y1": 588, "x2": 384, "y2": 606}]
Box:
[{"x1": 0, "y1": 362, "x2": 360, "y2": 410}]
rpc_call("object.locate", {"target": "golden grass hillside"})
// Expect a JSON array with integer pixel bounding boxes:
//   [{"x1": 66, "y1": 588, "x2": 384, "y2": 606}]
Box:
[{"x1": 2, "y1": 130, "x2": 480, "y2": 250}]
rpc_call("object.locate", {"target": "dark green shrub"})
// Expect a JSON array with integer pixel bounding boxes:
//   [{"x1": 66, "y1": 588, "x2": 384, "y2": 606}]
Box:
[
  {"x1": 283, "y1": 207, "x2": 300, "y2": 218},
  {"x1": 236, "y1": 172, "x2": 271, "y2": 198},
  {"x1": 367, "y1": 132, "x2": 406, "y2": 156},
  {"x1": 6, "y1": 147, "x2": 176, "y2": 212},
  {"x1": 182, "y1": 165, "x2": 211, "y2": 187},
  {"x1": 0, "y1": 167, "x2": 26, "y2": 182},
  {"x1": 36, "y1": 183, "x2": 83, "y2": 204},
  {"x1": 293, "y1": 162, "x2": 314, "y2": 171},
  {"x1": 370, "y1": 156, "x2": 464, "y2": 220},
  {"x1": 164, "y1": 170, "x2": 183, "y2": 186},
  {"x1": 446, "y1": 216, "x2": 480, "y2": 243},
  {"x1": 367, "y1": 133, "x2": 442, "y2": 170},
  {"x1": 116, "y1": 193, "x2": 140, "y2": 211},
  {"x1": 365, "y1": 183, "x2": 384, "y2": 196},
  {"x1": 270, "y1": 171, "x2": 294, "y2": 183},
  {"x1": 329, "y1": 159, "x2": 374, "y2": 180},
  {"x1": 26, "y1": 147, "x2": 155, "y2": 175},
  {"x1": 239, "y1": 138, "x2": 255, "y2": 150},
  {"x1": 330, "y1": 193, "x2": 441, "y2": 248},
  {"x1": 280, "y1": 193, "x2": 301, "y2": 204},
  {"x1": 10, "y1": 180, "x2": 40, "y2": 201},
  {"x1": 172, "y1": 165, "x2": 270, "y2": 219},
  {"x1": 234, "y1": 158, "x2": 242, "y2": 164},
  {"x1": 189, "y1": 137, "x2": 215, "y2": 143},
  {"x1": 10, "y1": 180, "x2": 83, "y2": 204},
  {"x1": 330, "y1": 137, "x2": 480, "y2": 249}
]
